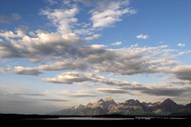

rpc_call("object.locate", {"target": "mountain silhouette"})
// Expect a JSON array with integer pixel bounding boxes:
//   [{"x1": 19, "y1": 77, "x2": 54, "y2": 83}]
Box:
[{"x1": 52, "y1": 98, "x2": 191, "y2": 116}]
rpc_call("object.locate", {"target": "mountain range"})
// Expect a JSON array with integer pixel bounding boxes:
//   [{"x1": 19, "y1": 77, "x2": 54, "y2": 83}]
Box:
[{"x1": 52, "y1": 97, "x2": 191, "y2": 116}]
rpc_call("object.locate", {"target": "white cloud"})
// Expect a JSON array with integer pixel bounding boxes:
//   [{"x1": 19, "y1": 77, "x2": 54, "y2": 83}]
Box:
[
  {"x1": 136, "y1": 34, "x2": 149, "y2": 40},
  {"x1": 2, "y1": 60, "x2": 87, "y2": 75},
  {"x1": 42, "y1": 72, "x2": 89, "y2": 84},
  {"x1": 91, "y1": 0, "x2": 136, "y2": 28},
  {"x1": 0, "y1": 0, "x2": 191, "y2": 100},
  {"x1": 3, "y1": 66, "x2": 42, "y2": 75},
  {"x1": 84, "y1": 34, "x2": 101, "y2": 41},
  {"x1": 45, "y1": 0, "x2": 59, "y2": 5},
  {"x1": 41, "y1": 5, "x2": 79, "y2": 34},
  {"x1": 177, "y1": 43, "x2": 186, "y2": 47},
  {"x1": 0, "y1": 30, "x2": 83, "y2": 61},
  {"x1": 78, "y1": 0, "x2": 97, "y2": 5},
  {"x1": 0, "y1": 1, "x2": 137, "y2": 62},
  {"x1": 42, "y1": 72, "x2": 132, "y2": 86},
  {"x1": 1, "y1": 44, "x2": 183, "y2": 78},
  {"x1": 130, "y1": 44, "x2": 138, "y2": 47},
  {"x1": 111, "y1": 41, "x2": 122, "y2": 46},
  {"x1": 90, "y1": 44, "x2": 106, "y2": 49},
  {"x1": 0, "y1": 38, "x2": 3, "y2": 42},
  {"x1": 0, "y1": 28, "x2": 25, "y2": 40}
]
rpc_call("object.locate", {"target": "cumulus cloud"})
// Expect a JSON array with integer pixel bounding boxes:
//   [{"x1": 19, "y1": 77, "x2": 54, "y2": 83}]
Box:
[
  {"x1": 41, "y1": 5, "x2": 79, "y2": 33},
  {"x1": 0, "y1": 30, "x2": 83, "y2": 61},
  {"x1": 42, "y1": 72, "x2": 132, "y2": 86},
  {"x1": 1, "y1": 45, "x2": 181, "y2": 77},
  {"x1": 0, "y1": 1, "x2": 136, "y2": 63},
  {"x1": 177, "y1": 43, "x2": 186, "y2": 47},
  {"x1": 0, "y1": 13, "x2": 21, "y2": 24},
  {"x1": 42, "y1": 72, "x2": 91, "y2": 84},
  {"x1": 136, "y1": 34, "x2": 149, "y2": 40},
  {"x1": 37, "y1": 60, "x2": 87, "y2": 71},
  {"x1": 84, "y1": 34, "x2": 101, "y2": 41},
  {"x1": 0, "y1": 28, "x2": 25, "y2": 40},
  {"x1": 89, "y1": 46, "x2": 179, "y2": 75},
  {"x1": 2, "y1": 60, "x2": 87, "y2": 75},
  {"x1": 0, "y1": 0, "x2": 191, "y2": 101},
  {"x1": 90, "y1": 44, "x2": 106, "y2": 49},
  {"x1": 3, "y1": 66, "x2": 42, "y2": 75},
  {"x1": 91, "y1": 0, "x2": 136, "y2": 28},
  {"x1": 111, "y1": 41, "x2": 122, "y2": 46}
]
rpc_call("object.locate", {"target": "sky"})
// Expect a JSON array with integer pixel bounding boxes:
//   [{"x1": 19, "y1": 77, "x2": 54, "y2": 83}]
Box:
[{"x1": 0, "y1": 0, "x2": 191, "y2": 114}]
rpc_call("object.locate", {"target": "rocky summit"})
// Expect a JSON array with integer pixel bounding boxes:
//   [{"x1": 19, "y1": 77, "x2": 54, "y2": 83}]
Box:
[{"x1": 52, "y1": 98, "x2": 191, "y2": 116}]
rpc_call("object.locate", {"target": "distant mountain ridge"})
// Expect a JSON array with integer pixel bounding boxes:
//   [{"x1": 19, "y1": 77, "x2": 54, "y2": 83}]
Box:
[{"x1": 52, "y1": 98, "x2": 191, "y2": 116}]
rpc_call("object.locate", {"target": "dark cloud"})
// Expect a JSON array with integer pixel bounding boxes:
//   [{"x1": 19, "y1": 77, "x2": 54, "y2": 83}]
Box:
[
  {"x1": 129, "y1": 87, "x2": 191, "y2": 97},
  {"x1": 42, "y1": 99, "x2": 68, "y2": 102},
  {"x1": 143, "y1": 88, "x2": 188, "y2": 96},
  {"x1": 96, "y1": 88, "x2": 128, "y2": 94},
  {"x1": 0, "y1": 44, "x2": 24, "y2": 58},
  {"x1": 68, "y1": 94, "x2": 96, "y2": 97},
  {"x1": 172, "y1": 66, "x2": 191, "y2": 82},
  {"x1": 97, "y1": 85, "x2": 191, "y2": 97}
]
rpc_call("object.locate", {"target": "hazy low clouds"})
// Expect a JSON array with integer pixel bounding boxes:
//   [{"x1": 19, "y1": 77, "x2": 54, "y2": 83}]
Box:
[
  {"x1": 97, "y1": 85, "x2": 191, "y2": 97},
  {"x1": 96, "y1": 88, "x2": 128, "y2": 94},
  {"x1": 0, "y1": 13, "x2": 21, "y2": 24}
]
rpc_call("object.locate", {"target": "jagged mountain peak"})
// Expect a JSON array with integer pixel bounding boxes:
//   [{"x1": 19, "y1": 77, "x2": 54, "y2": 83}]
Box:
[
  {"x1": 52, "y1": 98, "x2": 190, "y2": 116},
  {"x1": 163, "y1": 98, "x2": 174, "y2": 103},
  {"x1": 96, "y1": 97, "x2": 116, "y2": 105},
  {"x1": 161, "y1": 98, "x2": 177, "y2": 106},
  {"x1": 125, "y1": 99, "x2": 141, "y2": 106},
  {"x1": 97, "y1": 99, "x2": 104, "y2": 103},
  {"x1": 158, "y1": 98, "x2": 180, "y2": 113},
  {"x1": 104, "y1": 97, "x2": 116, "y2": 104},
  {"x1": 104, "y1": 96, "x2": 113, "y2": 101}
]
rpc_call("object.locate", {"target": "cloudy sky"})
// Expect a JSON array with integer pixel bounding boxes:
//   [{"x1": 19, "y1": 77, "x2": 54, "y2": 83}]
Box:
[{"x1": 0, "y1": 0, "x2": 191, "y2": 114}]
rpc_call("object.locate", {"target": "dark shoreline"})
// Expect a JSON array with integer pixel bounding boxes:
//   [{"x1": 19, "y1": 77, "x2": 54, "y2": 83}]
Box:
[{"x1": 0, "y1": 114, "x2": 191, "y2": 127}]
